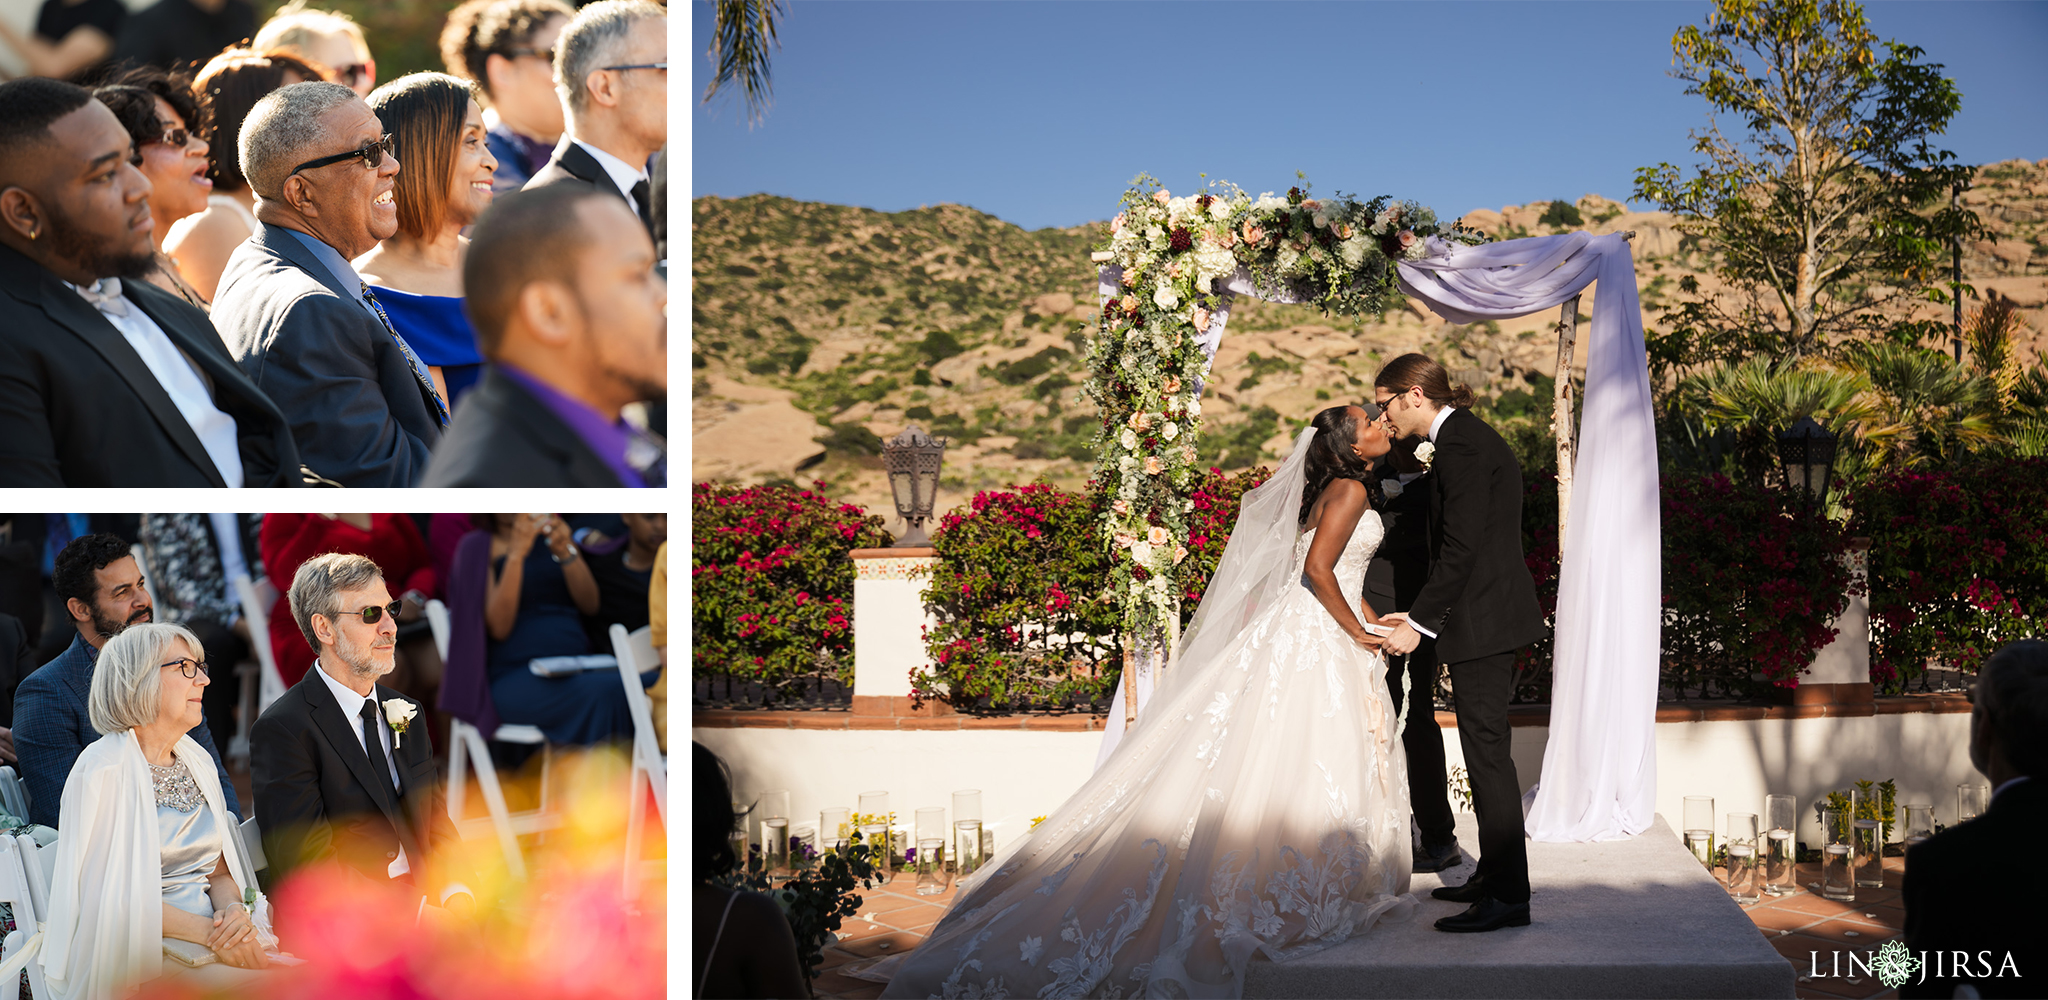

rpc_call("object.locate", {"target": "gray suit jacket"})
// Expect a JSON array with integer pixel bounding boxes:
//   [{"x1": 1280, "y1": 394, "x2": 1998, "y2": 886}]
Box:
[{"x1": 212, "y1": 224, "x2": 441, "y2": 487}]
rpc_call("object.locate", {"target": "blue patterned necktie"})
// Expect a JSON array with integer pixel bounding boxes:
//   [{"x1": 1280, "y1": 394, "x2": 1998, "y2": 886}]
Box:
[{"x1": 360, "y1": 282, "x2": 450, "y2": 428}]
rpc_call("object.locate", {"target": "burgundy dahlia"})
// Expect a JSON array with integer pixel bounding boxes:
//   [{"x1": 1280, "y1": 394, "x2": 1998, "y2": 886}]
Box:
[{"x1": 1169, "y1": 227, "x2": 1193, "y2": 253}]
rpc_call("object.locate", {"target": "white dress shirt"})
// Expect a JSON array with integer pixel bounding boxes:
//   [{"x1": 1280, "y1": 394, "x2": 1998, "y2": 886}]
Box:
[
  {"x1": 66, "y1": 280, "x2": 244, "y2": 487},
  {"x1": 574, "y1": 139, "x2": 649, "y2": 200},
  {"x1": 313, "y1": 666, "x2": 409, "y2": 878},
  {"x1": 1410, "y1": 406, "x2": 1458, "y2": 639}
]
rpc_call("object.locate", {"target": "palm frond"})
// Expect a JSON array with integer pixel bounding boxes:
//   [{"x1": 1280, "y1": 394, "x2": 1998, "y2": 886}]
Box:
[
  {"x1": 703, "y1": 0, "x2": 785, "y2": 126},
  {"x1": 1679, "y1": 355, "x2": 1873, "y2": 435}
]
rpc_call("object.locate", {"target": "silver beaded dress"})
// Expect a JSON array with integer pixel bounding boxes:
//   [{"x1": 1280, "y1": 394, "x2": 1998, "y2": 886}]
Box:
[{"x1": 151, "y1": 758, "x2": 222, "y2": 917}]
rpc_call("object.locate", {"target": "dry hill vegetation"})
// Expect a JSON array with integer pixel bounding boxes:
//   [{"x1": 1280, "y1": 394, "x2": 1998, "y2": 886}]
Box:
[{"x1": 693, "y1": 161, "x2": 2048, "y2": 520}]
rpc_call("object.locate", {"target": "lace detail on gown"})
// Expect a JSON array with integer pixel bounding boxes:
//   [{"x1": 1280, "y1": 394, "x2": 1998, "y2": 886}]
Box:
[{"x1": 879, "y1": 512, "x2": 1413, "y2": 1000}]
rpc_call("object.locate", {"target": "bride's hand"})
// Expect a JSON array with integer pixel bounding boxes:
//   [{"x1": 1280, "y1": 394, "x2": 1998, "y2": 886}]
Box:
[{"x1": 1350, "y1": 629, "x2": 1385, "y2": 652}]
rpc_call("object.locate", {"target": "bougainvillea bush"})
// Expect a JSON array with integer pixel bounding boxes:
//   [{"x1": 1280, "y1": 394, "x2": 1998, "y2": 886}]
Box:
[
  {"x1": 1658, "y1": 474, "x2": 1854, "y2": 696},
  {"x1": 693, "y1": 481, "x2": 891, "y2": 703},
  {"x1": 1849, "y1": 458, "x2": 2048, "y2": 689}
]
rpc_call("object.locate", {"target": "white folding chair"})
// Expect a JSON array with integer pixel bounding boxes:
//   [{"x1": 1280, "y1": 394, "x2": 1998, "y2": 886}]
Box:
[
  {"x1": 239, "y1": 816, "x2": 266, "y2": 873},
  {"x1": 232, "y1": 573, "x2": 289, "y2": 714},
  {"x1": 0, "y1": 835, "x2": 49, "y2": 998},
  {"x1": 426, "y1": 600, "x2": 555, "y2": 880},
  {"x1": 0, "y1": 767, "x2": 30, "y2": 823},
  {"x1": 608, "y1": 623, "x2": 665, "y2": 900}
]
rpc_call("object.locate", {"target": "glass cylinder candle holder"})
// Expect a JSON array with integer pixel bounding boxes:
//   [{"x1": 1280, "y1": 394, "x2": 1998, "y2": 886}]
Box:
[
  {"x1": 915, "y1": 838, "x2": 947, "y2": 895},
  {"x1": 955, "y1": 819, "x2": 984, "y2": 877},
  {"x1": 1820, "y1": 803, "x2": 1855, "y2": 901},
  {"x1": 731, "y1": 799, "x2": 754, "y2": 872},
  {"x1": 760, "y1": 789, "x2": 792, "y2": 873},
  {"x1": 1957, "y1": 783, "x2": 1988, "y2": 824},
  {"x1": 821, "y1": 807, "x2": 852, "y2": 854},
  {"x1": 1849, "y1": 789, "x2": 1884, "y2": 888},
  {"x1": 1763, "y1": 794, "x2": 1797, "y2": 896},
  {"x1": 1682, "y1": 796, "x2": 1715, "y2": 867},
  {"x1": 1901, "y1": 803, "x2": 1934, "y2": 857},
  {"x1": 858, "y1": 791, "x2": 892, "y2": 872},
  {"x1": 1725, "y1": 812, "x2": 1760, "y2": 903}
]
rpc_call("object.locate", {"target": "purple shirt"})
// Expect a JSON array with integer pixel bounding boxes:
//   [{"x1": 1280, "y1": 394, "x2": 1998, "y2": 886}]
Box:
[{"x1": 497, "y1": 364, "x2": 646, "y2": 487}]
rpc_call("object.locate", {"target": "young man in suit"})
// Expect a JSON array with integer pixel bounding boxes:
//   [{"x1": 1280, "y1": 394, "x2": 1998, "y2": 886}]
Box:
[
  {"x1": 212, "y1": 81, "x2": 446, "y2": 487},
  {"x1": 1901, "y1": 640, "x2": 2046, "y2": 998},
  {"x1": 523, "y1": 0, "x2": 664, "y2": 240},
  {"x1": 13, "y1": 534, "x2": 239, "y2": 828},
  {"x1": 0, "y1": 78, "x2": 301, "y2": 488},
  {"x1": 422, "y1": 183, "x2": 665, "y2": 486},
  {"x1": 1365, "y1": 424, "x2": 1461, "y2": 875},
  {"x1": 1376, "y1": 353, "x2": 1547, "y2": 933},
  {"x1": 251, "y1": 553, "x2": 469, "y2": 912}
]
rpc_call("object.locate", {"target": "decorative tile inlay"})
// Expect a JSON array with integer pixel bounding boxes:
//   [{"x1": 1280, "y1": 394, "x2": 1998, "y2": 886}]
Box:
[{"x1": 854, "y1": 555, "x2": 938, "y2": 581}]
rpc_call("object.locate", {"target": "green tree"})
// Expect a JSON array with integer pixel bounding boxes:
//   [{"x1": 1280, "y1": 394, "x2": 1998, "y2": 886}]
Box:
[
  {"x1": 1633, "y1": 0, "x2": 1980, "y2": 369},
  {"x1": 702, "y1": 0, "x2": 785, "y2": 125}
]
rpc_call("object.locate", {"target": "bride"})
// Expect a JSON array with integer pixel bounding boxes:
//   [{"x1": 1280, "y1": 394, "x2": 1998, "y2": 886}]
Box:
[{"x1": 881, "y1": 405, "x2": 1415, "y2": 999}]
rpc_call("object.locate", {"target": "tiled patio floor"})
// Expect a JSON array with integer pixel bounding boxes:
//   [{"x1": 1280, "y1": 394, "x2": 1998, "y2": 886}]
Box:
[{"x1": 809, "y1": 855, "x2": 1913, "y2": 1000}]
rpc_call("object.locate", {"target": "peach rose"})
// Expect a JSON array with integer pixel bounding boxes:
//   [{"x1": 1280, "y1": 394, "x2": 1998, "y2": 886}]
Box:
[
  {"x1": 1174, "y1": 545, "x2": 1189, "y2": 564},
  {"x1": 1335, "y1": 223, "x2": 1354, "y2": 239},
  {"x1": 1163, "y1": 376, "x2": 1181, "y2": 393},
  {"x1": 1192, "y1": 307, "x2": 1211, "y2": 333},
  {"x1": 1111, "y1": 212, "x2": 1126, "y2": 233},
  {"x1": 1129, "y1": 411, "x2": 1152, "y2": 431},
  {"x1": 1145, "y1": 456, "x2": 1163, "y2": 475},
  {"x1": 1122, "y1": 269, "x2": 1139, "y2": 288},
  {"x1": 1241, "y1": 223, "x2": 1265, "y2": 245},
  {"x1": 1302, "y1": 199, "x2": 1322, "y2": 213},
  {"x1": 1153, "y1": 189, "x2": 1171, "y2": 204},
  {"x1": 1112, "y1": 499, "x2": 1130, "y2": 515},
  {"x1": 1121, "y1": 294, "x2": 1139, "y2": 312},
  {"x1": 1147, "y1": 526, "x2": 1170, "y2": 546},
  {"x1": 1182, "y1": 446, "x2": 1197, "y2": 462},
  {"x1": 1398, "y1": 229, "x2": 1417, "y2": 248}
]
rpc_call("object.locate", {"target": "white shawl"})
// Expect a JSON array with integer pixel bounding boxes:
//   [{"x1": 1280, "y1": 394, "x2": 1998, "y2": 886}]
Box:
[{"x1": 39, "y1": 730, "x2": 275, "y2": 1000}]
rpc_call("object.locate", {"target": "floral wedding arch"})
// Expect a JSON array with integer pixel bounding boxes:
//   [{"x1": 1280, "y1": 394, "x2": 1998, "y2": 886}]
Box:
[{"x1": 1084, "y1": 174, "x2": 1664, "y2": 844}]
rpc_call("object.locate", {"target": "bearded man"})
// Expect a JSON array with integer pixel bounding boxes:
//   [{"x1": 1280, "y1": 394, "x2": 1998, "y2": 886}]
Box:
[
  {"x1": 13, "y1": 533, "x2": 241, "y2": 827},
  {"x1": 252, "y1": 553, "x2": 468, "y2": 912}
]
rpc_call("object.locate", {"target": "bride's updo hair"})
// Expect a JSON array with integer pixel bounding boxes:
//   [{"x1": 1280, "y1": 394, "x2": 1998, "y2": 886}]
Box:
[
  {"x1": 1300, "y1": 405, "x2": 1375, "y2": 525},
  {"x1": 1373, "y1": 353, "x2": 1475, "y2": 409}
]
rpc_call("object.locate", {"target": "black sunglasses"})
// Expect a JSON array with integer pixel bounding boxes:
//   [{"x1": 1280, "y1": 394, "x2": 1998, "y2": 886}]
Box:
[
  {"x1": 287, "y1": 134, "x2": 394, "y2": 180},
  {"x1": 160, "y1": 657, "x2": 210, "y2": 679},
  {"x1": 330, "y1": 601, "x2": 404, "y2": 624},
  {"x1": 147, "y1": 127, "x2": 193, "y2": 149}
]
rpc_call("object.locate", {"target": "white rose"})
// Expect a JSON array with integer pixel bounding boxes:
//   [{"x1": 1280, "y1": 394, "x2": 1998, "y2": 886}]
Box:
[
  {"x1": 1153, "y1": 281, "x2": 1180, "y2": 311},
  {"x1": 1209, "y1": 198, "x2": 1233, "y2": 221},
  {"x1": 1120, "y1": 428, "x2": 1139, "y2": 450},
  {"x1": 382, "y1": 698, "x2": 417, "y2": 747},
  {"x1": 1131, "y1": 541, "x2": 1154, "y2": 564},
  {"x1": 1188, "y1": 397, "x2": 1203, "y2": 417},
  {"x1": 1161, "y1": 422, "x2": 1179, "y2": 441},
  {"x1": 1415, "y1": 441, "x2": 1436, "y2": 467}
]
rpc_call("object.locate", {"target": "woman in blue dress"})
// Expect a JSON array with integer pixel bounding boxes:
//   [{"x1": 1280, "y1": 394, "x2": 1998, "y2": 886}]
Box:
[
  {"x1": 356, "y1": 71, "x2": 497, "y2": 408},
  {"x1": 482, "y1": 513, "x2": 647, "y2": 745}
]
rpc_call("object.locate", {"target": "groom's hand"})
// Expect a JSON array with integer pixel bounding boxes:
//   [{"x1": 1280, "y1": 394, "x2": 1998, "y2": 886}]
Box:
[{"x1": 1385, "y1": 621, "x2": 1422, "y2": 655}]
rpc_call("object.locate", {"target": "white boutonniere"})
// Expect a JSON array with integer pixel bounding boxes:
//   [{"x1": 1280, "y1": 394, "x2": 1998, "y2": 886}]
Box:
[
  {"x1": 1414, "y1": 441, "x2": 1436, "y2": 471},
  {"x1": 1382, "y1": 479, "x2": 1405, "y2": 500},
  {"x1": 382, "y1": 698, "x2": 417, "y2": 748}
]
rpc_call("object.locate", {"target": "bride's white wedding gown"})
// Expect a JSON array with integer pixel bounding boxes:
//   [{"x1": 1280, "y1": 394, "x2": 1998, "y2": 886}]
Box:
[{"x1": 880, "y1": 508, "x2": 1414, "y2": 999}]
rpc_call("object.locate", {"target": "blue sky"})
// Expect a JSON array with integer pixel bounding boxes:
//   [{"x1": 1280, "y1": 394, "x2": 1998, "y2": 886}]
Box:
[{"x1": 690, "y1": 1, "x2": 2048, "y2": 231}]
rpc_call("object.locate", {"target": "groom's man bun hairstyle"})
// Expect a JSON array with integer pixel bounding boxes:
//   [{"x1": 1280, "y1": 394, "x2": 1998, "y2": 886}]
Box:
[
  {"x1": 1374, "y1": 353, "x2": 1475, "y2": 409},
  {"x1": 1301, "y1": 405, "x2": 1376, "y2": 525},
  {"x1": 1978, "y1": 640, "x2": 2048, "y2": 778}
]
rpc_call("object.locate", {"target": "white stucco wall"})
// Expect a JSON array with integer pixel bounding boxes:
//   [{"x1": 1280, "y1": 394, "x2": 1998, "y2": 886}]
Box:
[{"x1": 697, "y1": 708, "x2": 1974, "y2": 856}]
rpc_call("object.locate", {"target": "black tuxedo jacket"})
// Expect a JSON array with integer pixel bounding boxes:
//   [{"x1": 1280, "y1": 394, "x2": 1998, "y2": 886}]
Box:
[
  {"x1": 522, "y1": 139, "x2": 653, "y2": 238},
  {"x1": 420, "y1": 366, "x2": 627, "y2": 487},
  {"x1": 251, "y1": 669, "x2": 456, "y2": 891},
  {"x1": 1366, "y1": 468, "x2": 1432, "y2": 616},
  {"x1": 0, "y1": 243, "x2": 300, "y2": 486},
  {"x1": 212, "y1": 224, "x2": 442, "y2": 487},
  {"x1": 1902, "y1": 778, "x2": 2046, "y2": 998},
  {"x1": 1408, "y1": 408, "x2": 1547, "y2": 664}
]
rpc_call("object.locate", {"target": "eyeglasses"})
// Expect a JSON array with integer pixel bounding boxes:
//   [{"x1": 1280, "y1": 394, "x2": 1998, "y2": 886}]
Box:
[
  {"x1": 286, "y1": 134, "x2": 394, "y2": 181},
  {"x1": 506, "y1": 46, "x2": 554, "y2": 63},
  {"x1": 160, "y1": 657, "x2": 210, "y2": 679},
  {"x1": 146, "y1": 127, "x2": 193, "y2": 149},
  {"x1": 599, "y1": 62, "x2": 667, "y2": 73},
  {"x1": 335, "y1": 62, "x2": 372, "y2": 85},
  {"x1": 331, "y1": 601, "x2": 404, "y2": 624}
]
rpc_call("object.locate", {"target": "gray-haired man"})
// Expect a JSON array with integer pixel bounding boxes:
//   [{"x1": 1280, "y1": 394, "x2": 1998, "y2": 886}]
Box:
[
  {"x1": 210, "y1": 81, "x2": 446, "y2": 487},
  {"x1": 523, "y1": 0, "x2": 664, "y2": 240}
]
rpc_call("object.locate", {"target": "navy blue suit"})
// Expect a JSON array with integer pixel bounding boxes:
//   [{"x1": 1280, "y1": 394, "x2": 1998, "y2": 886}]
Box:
[{"x1": 12, "y1": 633, "x2": 240, "y2": 828}]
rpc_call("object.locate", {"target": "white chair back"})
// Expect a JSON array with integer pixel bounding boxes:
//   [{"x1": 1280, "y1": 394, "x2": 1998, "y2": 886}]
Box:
[
  {"x1": 0, "y1": 834, "x2": 48, "y2": 998},
  {"x1": 16, "y1": 835, "x2": 50, "y2": 925},
  {"x1": 608, "y1": 623, "x2": 664, "y2": 902},
  {"x1": 239, "y1": 816, "x2": 266, "y2": 873},
  {"x1": 0, "y1": 766, "x2": 30, "y2": 822},
  {"x1": 425, "y1": 598, "x2": 451, "y2": 662},
  {"x1": 232, "y1": 573, "x2": 288, "y2": 711}
]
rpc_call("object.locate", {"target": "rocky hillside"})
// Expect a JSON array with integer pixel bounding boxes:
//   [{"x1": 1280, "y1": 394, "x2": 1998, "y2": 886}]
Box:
[{"x1": 692, "y1": 161, "x2": 2048, "y2": 522}]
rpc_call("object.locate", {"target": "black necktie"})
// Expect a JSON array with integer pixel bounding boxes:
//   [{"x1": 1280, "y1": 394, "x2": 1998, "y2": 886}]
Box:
[
  {"x1": 359, "y1": 700, "x2": 399, "y2": 801},
  {"x1": 630, "y1": 178, "x2": 652, "y2": 229}
]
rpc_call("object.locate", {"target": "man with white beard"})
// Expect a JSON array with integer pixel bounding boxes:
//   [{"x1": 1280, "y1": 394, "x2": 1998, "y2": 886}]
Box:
[{"x1": 251, "y1": 553, "x2": 468, "y2": 916}]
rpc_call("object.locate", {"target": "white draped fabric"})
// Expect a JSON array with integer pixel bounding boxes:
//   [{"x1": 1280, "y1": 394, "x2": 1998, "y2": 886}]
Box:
[
  {"x1": 1396, "y1": 232, "x2": 1661, "y2": 842},
  {"x1": 41, "y1": 730, "x2": 277, "y2": 1000}
]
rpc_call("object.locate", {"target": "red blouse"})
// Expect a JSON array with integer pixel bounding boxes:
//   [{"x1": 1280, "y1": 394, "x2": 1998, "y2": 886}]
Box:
[{"x1": 260, "y1": 513, "x2": 438, "y2": 685}]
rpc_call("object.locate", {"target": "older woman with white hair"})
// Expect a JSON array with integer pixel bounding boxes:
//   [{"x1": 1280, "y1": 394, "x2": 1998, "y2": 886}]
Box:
[{"x1": 38, "y1": 622, "x2": 276, "y2": 999}]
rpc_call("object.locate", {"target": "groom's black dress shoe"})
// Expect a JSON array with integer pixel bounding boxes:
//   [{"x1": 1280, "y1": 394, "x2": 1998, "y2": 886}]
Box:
[
  {"x1": 1434, "y1": 896, "x2": 1531, "y2": 933},
  {"x1": 1430, "y1": 876, "x2": 1487, "y2": 903},
  {"x1": 1413, "y1": 841, "x2": 1463, "y2": 874}
]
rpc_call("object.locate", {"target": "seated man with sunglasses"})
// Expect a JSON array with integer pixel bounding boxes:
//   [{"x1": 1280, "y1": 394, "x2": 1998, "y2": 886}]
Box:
[
  {"x1": 252, "y1": 553, "x2": 469, "y2": 911},
  {"x1": 212, "y1": 82, "x2": 448, "y2": 487},
  {"x1": 524, "y1": 0, "x2": 665, "y2": 241}
]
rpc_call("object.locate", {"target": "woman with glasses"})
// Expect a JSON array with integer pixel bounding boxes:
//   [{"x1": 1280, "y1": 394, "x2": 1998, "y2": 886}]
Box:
[
  {"x1": 441, "y1": 0, "x2": 575, "y2": 193},
  {"x1": 355, "y1": 72, "x2": 498, "y2": 408},
  {"x1": 41, "y1": 623, "x2": 278, "y2": 998},
  {"x1": 162, "y1": 47, "x2": 325, "y2": 303},
  {"x1": 92, "y1": 67, "x2": 216, "y2": 308}
]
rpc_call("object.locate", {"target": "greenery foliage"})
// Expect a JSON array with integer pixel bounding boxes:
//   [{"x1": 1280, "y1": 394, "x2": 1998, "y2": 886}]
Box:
[
  {"x1": 716, "y1": 832, "x2": 880, "y2": 984},
  {"x1": 691, "y1": 482, "x2": 891, "y2": 703}
]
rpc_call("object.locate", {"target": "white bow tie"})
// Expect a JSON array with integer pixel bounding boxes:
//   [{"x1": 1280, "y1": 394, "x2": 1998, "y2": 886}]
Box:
[{"x1": 73, "y1": 278, "x2": 130, "y2": 317}]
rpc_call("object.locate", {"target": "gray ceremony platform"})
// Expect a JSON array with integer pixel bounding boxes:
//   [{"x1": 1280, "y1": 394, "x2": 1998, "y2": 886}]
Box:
[{"x1": 1244, "y1": 814, "x2": 1795, "y2": 999}]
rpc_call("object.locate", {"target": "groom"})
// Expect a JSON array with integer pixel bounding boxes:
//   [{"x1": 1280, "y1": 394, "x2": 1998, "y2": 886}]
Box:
[{"x1": 1375, "y1": 354, "x2": 1547, "y2": 933}]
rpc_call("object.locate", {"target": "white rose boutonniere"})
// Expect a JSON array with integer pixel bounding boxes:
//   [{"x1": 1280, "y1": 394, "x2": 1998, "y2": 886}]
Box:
[
  {"x1": 383, "y1": 698, "x2": 417, "y2": 748},
  {"x1": 1414, "y1": 441, "x2": 1436, "y2": 470}
]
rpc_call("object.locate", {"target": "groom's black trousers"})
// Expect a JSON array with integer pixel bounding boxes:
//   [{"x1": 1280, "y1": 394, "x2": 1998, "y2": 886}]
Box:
[
  {"x1": 1448, "y1": 649, "x2": 1531, "y2": 904},
  {"x1": 1384, "y1": 638, "x2": 1455, "y2": 851}
]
